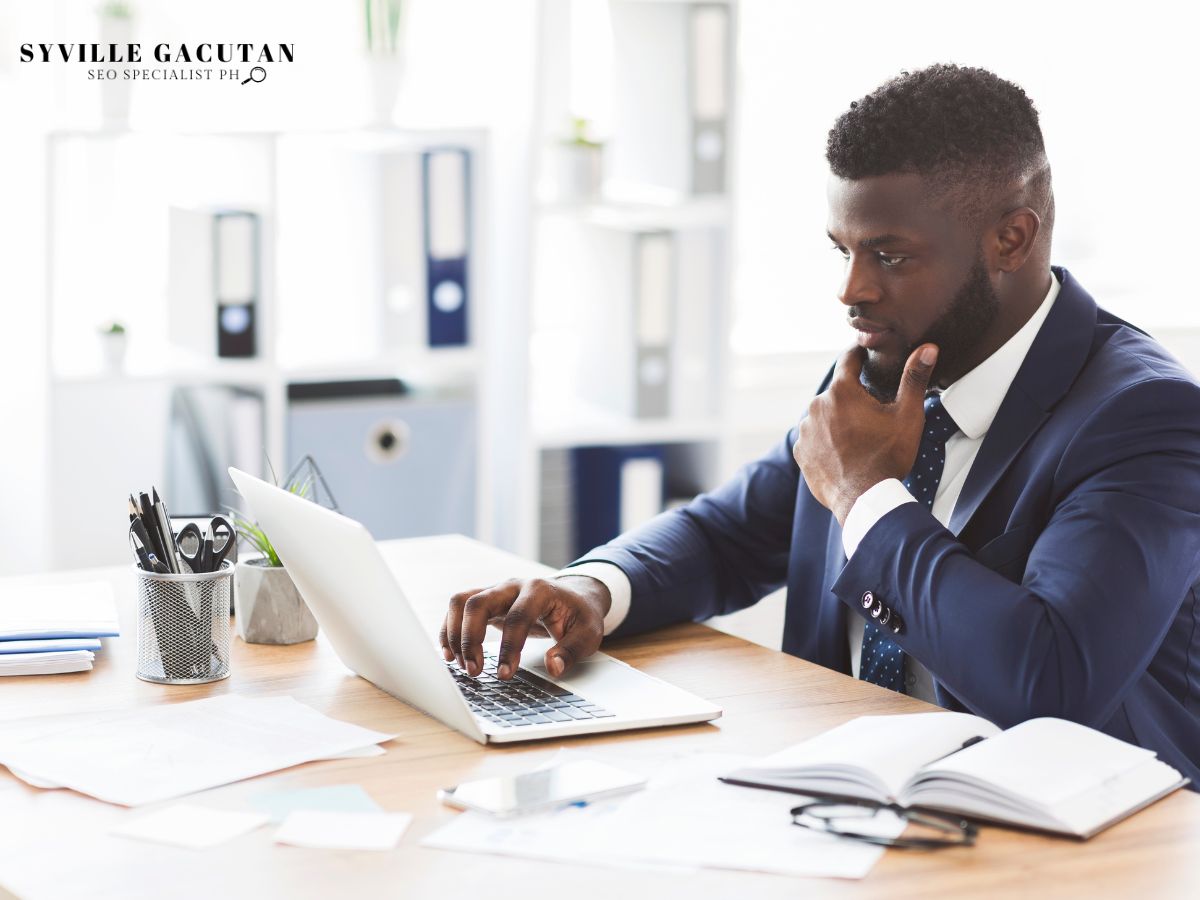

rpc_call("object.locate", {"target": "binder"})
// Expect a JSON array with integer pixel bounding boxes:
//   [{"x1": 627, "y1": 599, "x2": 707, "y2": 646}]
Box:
[
  {"x1": 557, "y1": 219, "x2": 720, "y2": 421},
  {"x1": 688, "y1": 4, "x2": 730, "y2": 194},
  {"x1": 168, "y1": 207, "x2": 259, "y2": 358},
  {"x1": 423, "y1": 148, "x2": 471, "y2": 347},
  {"x1": 275, "y1": 141, "x2": 472, "y2": 361},
  {"x1": 608, "y1": 1, "x2": 731, "y2": 197},
  {"x1": 633, "y1": 232, "x2": 674, "y2": 418},
  {"x1": 538, "y1": 448, "x2": 577, "y2": 569},
  {"x1": 571, "y1": 445, "x2": 665, "y2": 557}
]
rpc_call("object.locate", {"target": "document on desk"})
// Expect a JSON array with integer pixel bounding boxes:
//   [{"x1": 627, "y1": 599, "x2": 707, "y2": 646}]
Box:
[
  {"x1": 0, "y1": 582, "x2": 119, "y2": 640},
  {"x1": 0, "y1": 649, "x2": 95, "y2": 676},
  {"x1": 0, "y1": 695, "x2": 394, "y2": 806},
  {"x1": 421, "y1": 754, "x2": 904, "y2": 879}
]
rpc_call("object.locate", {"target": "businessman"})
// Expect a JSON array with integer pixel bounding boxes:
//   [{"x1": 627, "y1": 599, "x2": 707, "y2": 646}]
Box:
[{"x1": 441, "y1": 65, "x2": 1200, "y2": 784}]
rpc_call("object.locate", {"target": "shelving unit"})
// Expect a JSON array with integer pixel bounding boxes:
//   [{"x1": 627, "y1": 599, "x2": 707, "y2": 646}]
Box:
[
  {"x1": 40, "y1": 125, "x2": 495, "y2": 570},
  {"x1": 524, "y1": 0, "x2": 740, "y2": 566},
  {"x1": 30, "y1": 0, "x2": 745, "y2": 577}
]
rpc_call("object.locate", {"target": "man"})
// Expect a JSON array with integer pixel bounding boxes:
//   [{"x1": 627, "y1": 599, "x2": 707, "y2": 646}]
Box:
[{"x1": 441, "y1": 65, "x2": 1200, "y2": 784}]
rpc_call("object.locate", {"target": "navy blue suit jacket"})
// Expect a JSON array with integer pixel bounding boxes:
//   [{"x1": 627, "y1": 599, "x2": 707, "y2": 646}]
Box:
[{"x1": 572, "y1": 269, "x2": 1200, "y2": 786}]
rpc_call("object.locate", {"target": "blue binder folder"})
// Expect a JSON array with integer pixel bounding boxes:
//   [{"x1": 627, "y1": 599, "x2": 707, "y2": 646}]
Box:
[
  {"x1": 571, "y1": 445, "x2": 666, "y2": 557},
  {"x1": 422, "y1": 148, "x2": 471, "y2": 347}
]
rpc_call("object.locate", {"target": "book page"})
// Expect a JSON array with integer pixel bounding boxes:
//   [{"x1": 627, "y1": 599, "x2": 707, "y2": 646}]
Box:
[
  {"x1": 733, "y1": 712, "x2": 999, "y2": 800},
  {"x1": 915, "y1": 718, "x2": 1158, "y2": 810}
]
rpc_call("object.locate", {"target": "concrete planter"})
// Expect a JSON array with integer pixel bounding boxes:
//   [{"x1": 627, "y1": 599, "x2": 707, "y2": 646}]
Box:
[{"x1": 235, "y1": 559, "x2": 318, "y2": 645}]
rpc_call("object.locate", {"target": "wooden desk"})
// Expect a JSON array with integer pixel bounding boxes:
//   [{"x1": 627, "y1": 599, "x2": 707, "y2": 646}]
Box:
[{"x1": 1, "y1": 535, "x2": 1197, "y2": 899}]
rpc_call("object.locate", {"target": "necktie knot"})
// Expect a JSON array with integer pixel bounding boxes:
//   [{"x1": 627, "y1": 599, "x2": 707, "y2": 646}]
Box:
[{"x1": 923, "y1": 394, "x2": 958, "y2": 443}]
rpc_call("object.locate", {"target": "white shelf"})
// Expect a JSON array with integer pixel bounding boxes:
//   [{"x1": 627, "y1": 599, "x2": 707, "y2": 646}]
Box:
[
  {"x1": 535, "y1": 195, "x2": 730, "y2": 231},
  {"x1": 46, "y1": 124, "x2": 484, "y2": 142},
  {"x1": 51, "y1": 352, "x2": 277, "y2": 387},
  {"x1": 533, "y1": 401, "x2": 723, "y2": 449}
]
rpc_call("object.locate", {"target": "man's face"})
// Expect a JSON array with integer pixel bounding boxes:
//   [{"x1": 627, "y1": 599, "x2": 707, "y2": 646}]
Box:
[{"x1": 826, "y1": 173, "x2": 999, "y2": 400}]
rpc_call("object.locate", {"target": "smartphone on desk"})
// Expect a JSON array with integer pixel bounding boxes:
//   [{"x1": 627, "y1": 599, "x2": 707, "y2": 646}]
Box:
[{"x1": 439, "y1": 759, "x2": 646, "y2": 817}]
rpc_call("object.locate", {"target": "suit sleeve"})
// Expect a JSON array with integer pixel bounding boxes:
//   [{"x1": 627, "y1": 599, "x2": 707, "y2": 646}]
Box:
[
  {"x1": 833, "y1": 377, "x2": 1200, "y2": 729},
  {"x1": 566, "y1": 427, "x2": 801, "y2": 637}
]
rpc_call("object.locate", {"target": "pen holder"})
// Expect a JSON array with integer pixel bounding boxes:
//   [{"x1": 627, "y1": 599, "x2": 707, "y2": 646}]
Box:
[{"x1": 134, "y1": 561, "x2": 233, "y2": 684}]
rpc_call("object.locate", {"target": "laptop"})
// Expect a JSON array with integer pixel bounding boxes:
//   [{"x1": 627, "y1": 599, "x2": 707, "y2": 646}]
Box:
[{"x1": 228, "y1": 468, "x2": 722, "y2": 743}]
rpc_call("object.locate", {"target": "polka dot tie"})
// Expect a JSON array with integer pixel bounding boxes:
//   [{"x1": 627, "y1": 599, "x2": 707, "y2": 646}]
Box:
[{"x1": 858, "y1": 394, "x2": 958, "y2": 693}]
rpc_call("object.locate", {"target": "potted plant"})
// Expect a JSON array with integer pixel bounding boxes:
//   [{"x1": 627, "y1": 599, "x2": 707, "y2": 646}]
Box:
[
  {"x1": 97, "y1": 2, "x2": 134, "y2": 127},
  {"x1": 547, "y1": 117, "x2": 605, "y2": 202},
  {"x1": 363, "y1": 0, "x2": 406, "y2": 127},
  {"x1": 229, "y1": 465, "x2": 325, "y2": 645},
  {"x1": 97, "y1": 320, "x2": 127, "y2": 370}
]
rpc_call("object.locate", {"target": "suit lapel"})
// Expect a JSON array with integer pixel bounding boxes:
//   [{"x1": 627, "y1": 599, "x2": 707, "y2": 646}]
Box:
[{"x1": 947, "y1": 267, "x2": 1098, "y2": 536}]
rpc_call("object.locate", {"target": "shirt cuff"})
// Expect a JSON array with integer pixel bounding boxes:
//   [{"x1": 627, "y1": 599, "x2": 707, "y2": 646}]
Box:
[
  {"x1": 554, "y1": 562, "x2": 632, "y2": 636},
  {"x1": 841, "y1": 479, "x2": 918, "y2": 558}
]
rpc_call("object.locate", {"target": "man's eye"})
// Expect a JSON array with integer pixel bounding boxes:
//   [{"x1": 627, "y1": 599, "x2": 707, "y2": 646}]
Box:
[
  {"x1": 831, "y1": 244, "x2": 849, "y2": 260},
  {"x1": 878, "y1": 254, "x2": 905, "y2": 268}
]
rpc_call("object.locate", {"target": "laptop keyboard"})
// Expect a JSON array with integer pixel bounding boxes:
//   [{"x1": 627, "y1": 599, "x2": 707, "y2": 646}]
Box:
[{"x1": 446, "y1": 651, "x2": 615, "y2": 728}]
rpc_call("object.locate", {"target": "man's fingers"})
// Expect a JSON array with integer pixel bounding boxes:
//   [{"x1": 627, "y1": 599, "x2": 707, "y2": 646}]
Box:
[
  {"x1": 442, "y1": 588, "x2": 483, "y2": 666},
  {"x1": 454, "y1": 581, "x2": 520, "y2": 675},
  {"x1": 545, "y1": 621, "x2": 602, "y2": 679},
  {"x1": 459, "y1": 583, "x2": 519, "y2": 676},
  {"x1": 496, "y1": 583, "x2": 552, "y2": 680},
  {"x1": 830, "y1": 345, "x2": 867, "y2": 394},
  {"x1": 897, "y1": 343, "x2": 939, "y2": 409}
]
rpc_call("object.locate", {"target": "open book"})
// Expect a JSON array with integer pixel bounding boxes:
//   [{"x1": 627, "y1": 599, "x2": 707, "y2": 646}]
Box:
[{"x1": 721, "y1": 713, "x2": 1187, "y2": 839}]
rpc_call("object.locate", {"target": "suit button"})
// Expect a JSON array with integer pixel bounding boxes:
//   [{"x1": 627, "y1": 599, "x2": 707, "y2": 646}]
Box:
[
  {"x1": 870, "y1": 599, "x2": 884, "y2": 619},
  {"x1": 878, "y1": 607, "x2": 892, "y2": 625},
  {"x1": 889, "y1": 614, "x2": 905, "y2": 635},
  {"x1": 861, "y1": 591, "x2": 874, "y2": 609}
]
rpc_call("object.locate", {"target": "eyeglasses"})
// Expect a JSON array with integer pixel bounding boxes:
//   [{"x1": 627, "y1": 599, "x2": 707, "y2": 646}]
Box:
[{"x1": 790, "y1": 795, "x2": 978, "y2": 850}]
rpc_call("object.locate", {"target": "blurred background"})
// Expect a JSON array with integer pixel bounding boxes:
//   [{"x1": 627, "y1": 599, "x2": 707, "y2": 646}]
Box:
[{"x1": 1, "y1": 0, "x2": 1197, "y2": 644}]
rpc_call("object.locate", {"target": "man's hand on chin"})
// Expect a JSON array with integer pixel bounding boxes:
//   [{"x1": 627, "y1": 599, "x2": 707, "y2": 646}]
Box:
[{"x1": 794, "y1": 343, "x2": 939, "y2": 525}]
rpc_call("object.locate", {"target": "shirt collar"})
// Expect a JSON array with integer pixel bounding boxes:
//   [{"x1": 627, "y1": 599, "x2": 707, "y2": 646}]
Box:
[{"x1": 939, "y1": 271, "x2": 1061, "y2": 440}]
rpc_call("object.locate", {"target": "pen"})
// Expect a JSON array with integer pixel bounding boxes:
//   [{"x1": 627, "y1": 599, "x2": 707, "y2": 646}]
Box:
[
  {"x1": 152, "y1": 487, "x2": 182, "y2": 574},
  {"x1": 129, "y1": 525, "x2": 170, "y2": 574},
  {"x1": 138, "y1": 491, "x2": 166, "y2": 564}
]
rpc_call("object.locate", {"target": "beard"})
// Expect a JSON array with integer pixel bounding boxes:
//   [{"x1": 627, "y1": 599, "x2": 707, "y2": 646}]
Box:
[{"x1": 860, "y1": 257, "x2": 1000, "y2": 402}]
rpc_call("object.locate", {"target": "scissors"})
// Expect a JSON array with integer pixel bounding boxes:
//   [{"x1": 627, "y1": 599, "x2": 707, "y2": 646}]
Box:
[{"x1": 176, "y1": 516, "x2": 236, "y2": 574}]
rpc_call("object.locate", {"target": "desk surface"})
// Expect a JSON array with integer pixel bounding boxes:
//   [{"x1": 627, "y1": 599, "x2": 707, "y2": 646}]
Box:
[{"x1": 1, "y1": 535, "x2": 1197, "y2": 899}]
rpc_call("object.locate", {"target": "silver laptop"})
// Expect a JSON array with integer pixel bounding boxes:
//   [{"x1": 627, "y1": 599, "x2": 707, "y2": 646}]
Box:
[{"x1": 229, "y1": 468, "x2": 721, "y2": 744}]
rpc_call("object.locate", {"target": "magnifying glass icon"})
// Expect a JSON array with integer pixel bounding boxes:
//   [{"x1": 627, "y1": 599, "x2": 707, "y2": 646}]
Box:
[{"x1": 241, "y1": 66, "x2": 266, "y2": 85}]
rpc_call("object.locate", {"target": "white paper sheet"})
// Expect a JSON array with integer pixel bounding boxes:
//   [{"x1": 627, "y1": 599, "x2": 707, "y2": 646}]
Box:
[
  {"x1": 422, "y1": 754, "x2": 904, "y2": 879},
  {"x1": 0, "y1": 695, "x2": 394, "y2": 806},
  {"x1": 112, "y1": 804, "x2": 270, "y2": 849},
  {"x1": 274, "y1": 811, "x2": 412, "y2": 850},
  {"x1": 0, "y1": 638, "x2": 102, "y2": 654},
  {"x1": 0, "y1": 582, "x2": 119, "y2": 640},
  {"x1": 0, "y1": 650, "x2": 94, "y2": 676}
]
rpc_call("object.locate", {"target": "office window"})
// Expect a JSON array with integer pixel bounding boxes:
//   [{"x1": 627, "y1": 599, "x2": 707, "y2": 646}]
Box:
[{"x1": 732, "y1": 0, "x2": 1200, "y2": 355}]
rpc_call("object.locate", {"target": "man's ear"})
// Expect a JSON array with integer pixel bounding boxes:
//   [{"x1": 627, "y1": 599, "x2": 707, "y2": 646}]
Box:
[{"x1": 989, "y1": 207, "x2": 1041, "y2": 273}]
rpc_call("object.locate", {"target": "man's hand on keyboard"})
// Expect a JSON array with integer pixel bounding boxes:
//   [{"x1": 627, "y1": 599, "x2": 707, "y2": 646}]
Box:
[{"x1": 440, "y1": 576, "x2": 611, "y2": 681}]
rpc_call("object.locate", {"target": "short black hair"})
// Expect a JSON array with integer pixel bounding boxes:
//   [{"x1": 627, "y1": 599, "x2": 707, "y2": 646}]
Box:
[{"x1": 827, "y1": 64, "x2": 1053, "y2": 229}]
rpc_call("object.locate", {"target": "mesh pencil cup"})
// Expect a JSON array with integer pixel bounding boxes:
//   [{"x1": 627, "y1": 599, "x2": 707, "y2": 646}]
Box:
[{"x1": 134, "y1": 561, "x2": 233, "y2": 684}]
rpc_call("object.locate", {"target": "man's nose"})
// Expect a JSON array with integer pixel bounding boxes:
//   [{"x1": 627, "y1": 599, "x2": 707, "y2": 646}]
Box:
[{"x1": 837, "y1": 256, "x2": 883, "y2": 308}]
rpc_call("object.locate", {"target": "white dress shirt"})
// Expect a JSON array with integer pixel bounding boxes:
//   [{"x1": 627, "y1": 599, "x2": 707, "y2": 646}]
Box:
[{"x1": 559, "y1": 273, "x2": 1061, "y2": 704}]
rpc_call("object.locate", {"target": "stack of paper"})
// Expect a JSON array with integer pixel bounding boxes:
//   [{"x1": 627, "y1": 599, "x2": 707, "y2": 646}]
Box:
[
  {"x1": 0, "y1": 583, "x2": 119, "y2": 676},
  {"x1": 422, "y1": 753, "x2": 905, "y2": 879},
  {"x1": 0, "y1": 695, "x2": 395, "y2": 806}
]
